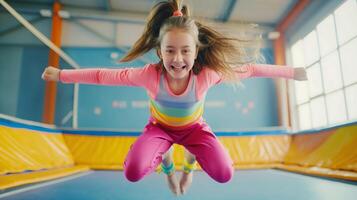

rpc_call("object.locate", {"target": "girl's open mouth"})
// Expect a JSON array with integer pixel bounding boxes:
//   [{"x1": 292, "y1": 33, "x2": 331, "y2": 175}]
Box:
[{"x1": 171, "y1": 65, "x2": 186, "y2": 70}]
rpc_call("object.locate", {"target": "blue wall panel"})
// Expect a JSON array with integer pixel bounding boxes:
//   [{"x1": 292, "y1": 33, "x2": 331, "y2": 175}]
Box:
[
  {"x1": 55, "y1": 64, "x2": 74, "y2": 128},
  {"x1": 205, "y1": 78, "x2": 278, "y2": 130},
  {"x1": 0, "y1": 46, "x2": 23, "y2": 116},
  {"x1": 16, "y1": 46, "x2": 48, "y2": 122}
]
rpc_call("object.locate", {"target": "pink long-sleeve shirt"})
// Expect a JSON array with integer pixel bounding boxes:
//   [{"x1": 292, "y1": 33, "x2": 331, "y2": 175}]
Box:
[{"x1": 60, "y1": 63, "x2": 294, "y2": 129}]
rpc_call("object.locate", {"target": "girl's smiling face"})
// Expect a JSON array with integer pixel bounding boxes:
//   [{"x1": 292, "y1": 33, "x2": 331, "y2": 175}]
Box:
[{"x1": 159, "y1": 28, "x2": 198, "y2": 80}]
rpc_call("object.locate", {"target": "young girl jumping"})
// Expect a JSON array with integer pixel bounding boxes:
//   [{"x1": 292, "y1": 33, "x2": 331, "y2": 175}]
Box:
[{"x1": 42, "y1": 0, "x2": 307, "y2": 196}]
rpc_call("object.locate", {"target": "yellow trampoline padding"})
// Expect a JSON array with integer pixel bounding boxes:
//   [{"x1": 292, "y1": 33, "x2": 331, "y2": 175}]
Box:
[
  {"x1": 0, "y1": 165, "x2": 90, "y2": 190},
  {"x1": 220, "y1": 135, "x2": 291, "y2": 165},
  {"x1": 59, "y1": 124, "x2": 357, "y2": 181},
  {"x1": 62, "y1": 134, "x2": 291, "y2": 170},
  {"x1": 63, "y1": 134, "x2": 137, "y2": 168},
  {"x1": 233, "y1": 163, "x2": 281, "y2": 169},
  {"x1": 63, "y1": 135, "x2": 198, "y2": 170},
  {"x1": 0, "y1": 126, "x2": 74, "y2": 175},
  {"x1": 284, "y1": 125, "x2": 357, "y2": 172},
  {"x1": 277, "y1": 164, "x2": 357, "y2": 181}
]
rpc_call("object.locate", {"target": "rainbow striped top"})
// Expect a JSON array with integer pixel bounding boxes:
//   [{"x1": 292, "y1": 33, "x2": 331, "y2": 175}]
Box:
[{"x1": 149, "y1": 72, "x2": 204, "y2": 129}]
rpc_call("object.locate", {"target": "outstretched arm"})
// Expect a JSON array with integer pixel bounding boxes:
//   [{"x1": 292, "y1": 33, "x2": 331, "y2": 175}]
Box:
[
  {"x1": 233, "y1": 64, "x2": 307, "y2": 81},
  {"x1": 41, "y1": 64, "x2": 158, "y2": 87}
]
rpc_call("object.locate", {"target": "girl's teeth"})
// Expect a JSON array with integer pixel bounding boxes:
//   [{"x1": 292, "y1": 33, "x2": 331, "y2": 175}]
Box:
[{"x1": 170, "y1": 65, "x2": 186, "y2": 71}]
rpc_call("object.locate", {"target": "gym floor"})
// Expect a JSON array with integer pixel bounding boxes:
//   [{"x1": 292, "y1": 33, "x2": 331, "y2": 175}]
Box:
[{"x1": 1, "y1": 169, "x2": 356, "y2": 200}]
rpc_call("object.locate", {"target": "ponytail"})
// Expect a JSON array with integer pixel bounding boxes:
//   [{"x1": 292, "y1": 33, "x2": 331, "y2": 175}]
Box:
[
  {"x1": 120, "y1": 0, "x2": 187, "y2": 62},
  {"x1": 195, "y1": 21, "x2": 262, "y2": 80}
]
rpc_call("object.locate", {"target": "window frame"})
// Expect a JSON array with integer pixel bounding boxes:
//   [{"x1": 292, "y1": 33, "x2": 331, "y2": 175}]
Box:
[{"x1": 286, "y1": 0, "x2": 357, "y2": 131}]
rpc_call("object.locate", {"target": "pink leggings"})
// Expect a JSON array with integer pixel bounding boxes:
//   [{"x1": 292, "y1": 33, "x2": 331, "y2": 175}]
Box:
[{"x1": 123, "y1": 121, "x2": 233, "y2": 183}]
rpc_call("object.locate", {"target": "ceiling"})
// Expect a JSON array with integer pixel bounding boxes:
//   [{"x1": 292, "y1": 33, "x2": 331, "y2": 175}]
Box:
[{"x1": 7, "y1": 0, "x2": 298, "y2": 27}]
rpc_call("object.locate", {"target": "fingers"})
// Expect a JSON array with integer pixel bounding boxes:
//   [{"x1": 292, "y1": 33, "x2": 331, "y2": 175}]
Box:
[
  {"x1": 41, "y1": 68, "x2": 50, "y2": 80},
  {"x1": 300, "y1": 69, "x2": 308, "y2": 81},
  {"x1": 41, "y1": 72, "x2": 51, "y2": 81},
  {"x1": 41, "y1": 66, "x2": 59, "y2": 81},
  {"x1": 294, "y1": 67, "x2": 308, "y2": 81}
]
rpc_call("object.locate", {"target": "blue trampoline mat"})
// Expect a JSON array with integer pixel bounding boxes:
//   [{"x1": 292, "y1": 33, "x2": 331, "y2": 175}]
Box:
[{"x1": 1, "y1": 169, "x2": 356, "y2": 200}]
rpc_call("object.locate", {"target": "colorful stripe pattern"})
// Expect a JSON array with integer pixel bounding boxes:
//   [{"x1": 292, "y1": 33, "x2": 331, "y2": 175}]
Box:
[{"x1": 149, "y1": 74, "x2": 204, "y2": 129}]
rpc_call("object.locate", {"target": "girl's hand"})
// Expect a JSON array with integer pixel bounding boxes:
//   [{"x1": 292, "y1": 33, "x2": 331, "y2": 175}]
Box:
[
  {"x1": 294, "y1": 67, "x2": 308, "y2": 81},
  {"x1": 41, "y1": 66, "x2": 60, "y2": 81}
]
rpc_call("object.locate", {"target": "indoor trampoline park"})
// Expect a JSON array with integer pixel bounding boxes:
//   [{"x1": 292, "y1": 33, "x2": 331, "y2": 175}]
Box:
[{"x1": 1, "y1": 0, "x2": 357, "y2": 199}]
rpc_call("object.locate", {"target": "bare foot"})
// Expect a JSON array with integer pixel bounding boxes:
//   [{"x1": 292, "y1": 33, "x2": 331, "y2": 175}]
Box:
[
  {"x1": 166, "y1": 173, "x2": 180, "y2": 195},
  {"x1": 179, "y1": 171, "x2": 193, "y2": 195}
]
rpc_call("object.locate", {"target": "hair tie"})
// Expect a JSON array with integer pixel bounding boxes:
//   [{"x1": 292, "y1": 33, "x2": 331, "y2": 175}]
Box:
[{"x1": 173, "y1": 10, "x2": 183, "y2": 17}]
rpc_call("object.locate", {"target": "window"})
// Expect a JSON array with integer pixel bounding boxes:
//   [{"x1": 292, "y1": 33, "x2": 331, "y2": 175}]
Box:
[
  {"x1": 321, "y1": 51, "x2": 343, "y2": 93},
  {"x1": 298, "y1": 103, "x2": 312, "y2": 130},
  {"x1": 340, "y1": 38, "x2": 357, "y2": 86},
  {"x1": 334, "y1": 0, "x2": 357, "y2": 45},
  {"x1": 345, "y1": 84, "x2": 357, "y2": 119},
  {"x1": 290, "y1": 0, "x2": 357, "y2": 130},
  {"x1": 317, "y1": 15, "x2": 337, "y2": 56},
  {"x1": 310, "y1": 96, "x2": 328, "y2": 128}
]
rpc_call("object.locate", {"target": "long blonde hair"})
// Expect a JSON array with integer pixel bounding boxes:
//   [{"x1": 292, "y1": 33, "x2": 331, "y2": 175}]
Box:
[{"x1": 120, "y1": 0, "x2": 261, "y2": 81}]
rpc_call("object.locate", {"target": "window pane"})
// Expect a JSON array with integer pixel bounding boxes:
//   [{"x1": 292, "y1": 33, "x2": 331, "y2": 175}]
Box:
[
  {"x1": 345, "y1": 84, "x2": 357, "y2": 120},
  {"x1": 307, "y1": 63, "x2": 323, "y2": 97},
  {"x1": 340, "y1": 37, "x2": 357, "y2": 85},
  {"x1": 321, "y1": 51, "x2": 343, "y2": 93},
  {"x1": 291, "y1": 40, "x2": 305, "y2": 67},
  {"x1": 310, "y1": 97, "x2": 328, "y2": 128},
  {"x1": 298, "y1": 103, "x2": 312, "y2": 130},
  {"x1": 294, "y1": 81, "x2": 309, "y2": 104},
  {"x1": 317, "y1": 15, "x2": 337, "y2": 56},
  {"x1": 326, "y1": 90, "x2": 347, "y2": 124},
  {"x1": 334, "y1": 0, "x2": 357, "y2": 45},
  {"x1": 303, "y1": 31, "x2": 320, "y2": 66}
]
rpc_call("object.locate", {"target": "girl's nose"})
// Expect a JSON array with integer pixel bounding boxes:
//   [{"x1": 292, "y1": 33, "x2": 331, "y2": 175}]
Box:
[{"x1": 173, "y1": 53, "x2": 183, "y2": 62}]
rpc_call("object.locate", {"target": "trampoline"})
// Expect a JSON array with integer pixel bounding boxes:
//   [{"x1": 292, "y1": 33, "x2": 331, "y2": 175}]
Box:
[{"x1": 1, "y1": 170, "x2": 357, "y2": 200}]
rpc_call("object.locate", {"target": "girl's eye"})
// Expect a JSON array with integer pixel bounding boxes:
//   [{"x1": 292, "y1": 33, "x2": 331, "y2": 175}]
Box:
[
  {"x1": 166, "y1": 50, "x2": 174, "y2": 53},
  {"x1": 183, "y1": 49, "x2": 190, "y2": 54}
]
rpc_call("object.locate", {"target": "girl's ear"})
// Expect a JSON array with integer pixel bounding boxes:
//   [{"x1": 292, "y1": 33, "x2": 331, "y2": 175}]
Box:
[
  {"x1": 157, "y1": 48, "x2": 162, "y2": 59},
  {"x1": 195, "y1": 46, "x2": 199, "y2": 59}
]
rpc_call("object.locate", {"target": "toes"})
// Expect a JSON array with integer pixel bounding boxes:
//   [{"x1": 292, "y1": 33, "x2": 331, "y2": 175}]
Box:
[
  {"x1": 171, "y1": 185, "x2": 180, "y2": 195},
  {"x1": 166, "y1": 174, "x2": 180, "y2": 195},
  {"x1": 180, "y1": 186, "x2": 186, "y2": 195}
]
